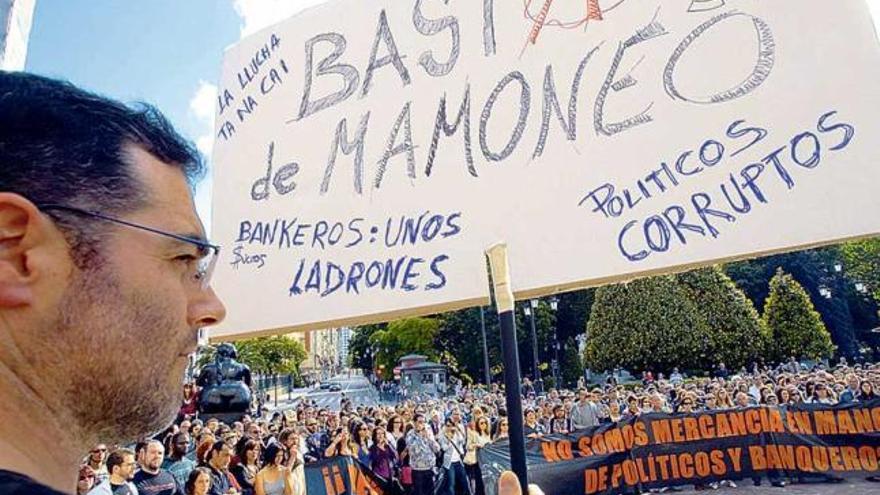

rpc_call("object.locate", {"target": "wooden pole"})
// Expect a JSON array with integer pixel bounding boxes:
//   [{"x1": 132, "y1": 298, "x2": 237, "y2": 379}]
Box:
[{"x1": 486, "y1": 243, "x2": 529, "y2": 493}]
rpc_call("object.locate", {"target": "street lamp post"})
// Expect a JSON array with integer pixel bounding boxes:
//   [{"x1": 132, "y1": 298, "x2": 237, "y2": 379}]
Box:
[
  {"x1": 480, "y1": 306, "x2": 491, "y2": 385},
  {"x1": 523, "y1": 299, "x2": 542, "y2": 394}
]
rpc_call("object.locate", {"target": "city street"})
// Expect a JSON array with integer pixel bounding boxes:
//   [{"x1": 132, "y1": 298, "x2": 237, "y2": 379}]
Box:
[{"x1": 272, "y1": 374, "x2": 381, "y2": 412}]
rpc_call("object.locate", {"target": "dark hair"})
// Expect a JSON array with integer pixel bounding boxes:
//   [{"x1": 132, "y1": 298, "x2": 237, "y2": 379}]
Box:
[
  {"x1": 206, "y1": 440, "x2": 228, "y2": 464},
  {"x1": 236, "y1": 437, "x2": 260, "y2": 463},
  {"x1": 349, "y1": 420, "x2": 367, "y2": 445},
  {"x1": 106, "y1": 448, "x2": 135, "y2": 476},
  {"x1": 134, "y1": 441, "x2": 148, "y2": 459},
  {"x1": 371, "y1": 425, "x2": 386, "y2": 446},
  {"x1": 171, "y1": 432, "x2": 190, "y2": 447},
  {"x1": 278, "y1": 427, "x2": 297, "y2": 444},
  {"x1": 262, "y1": 442, "x2": 284, "y2": 466},
  {"x1": 0, "y1": 71, "x2": 204, "y2": 266},
  {"x1": 185, "y1": 467, "x2": 212, "y2": 495}
]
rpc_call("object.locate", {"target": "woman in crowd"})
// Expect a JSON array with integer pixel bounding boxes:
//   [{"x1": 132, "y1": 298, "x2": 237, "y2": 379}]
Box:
[
  {"x1": 255, "y1": 443, "x2": 292, "y2": 495},
  {"x1": 349, "y1": 420, "x2": 372, "y2": 465},
  {"x1": 714, "y1": 388, "x2": 735, "y2": 409},
  {"x1": 324, "y1": 427, "x2": 353, "y2": 458},
  {"x1": 284, "y1": 432, "x2": 306, "y2": 495},
  {"x1": 179, "y1": 383, "x2": 198, "y2": 421},
  {"x1": 858, "y1": 380, "x2": 877, "y2": 401},
  {"x1": 465, "y1": 416, "x2": 492, "y2": 495},
  {"x1": 811, "y1": 383, "x2": 837, "y2": 404},
  {"x1": 494, "y1": 418, "x2": 509, "y2": 440},
  {"x1": 368, "y1": 426, "x2": 398, "y2": 480},
  {"x1": 232, "y1": 438, "x2": 261, "y2": 495},
  {"x1": 185, "y1": 467, "x2": 213, "y2": 495},
  {"x1": 387, "y1": 415, "x2": 406, "y2": 446}
]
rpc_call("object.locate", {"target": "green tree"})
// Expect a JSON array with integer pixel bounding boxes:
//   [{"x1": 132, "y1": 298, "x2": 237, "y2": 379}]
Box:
[
  {"x1": 348, "y1": 324, "x2": 385, "y2": 370},
  {"x1": 677, "y1": 267, "x2": 770, "y2": 369},
  {"x1": 198, "y1": 336, "x2": 307, "y2": 378},
  {"x1": 725, "y1": 247, "x2": 869, "y2": 358},
  {"x1": 370, "y1": 317, "x2": 440, "y2": 374},
  {"x1": 558, "y1": 336, "x2": 584, "y2": 388},
  {"x1": 436, "y1": 307, "x2": 501, "y2": 384},
  {"x1": 841, "y1": 238, "x2": 880, "y2": 302},
  {"x1": 762, "y1": 269, "x2": 835, "y2": 361},
  {"x1": 585, "y1": 275, "x2": 711, "y2": 374}
]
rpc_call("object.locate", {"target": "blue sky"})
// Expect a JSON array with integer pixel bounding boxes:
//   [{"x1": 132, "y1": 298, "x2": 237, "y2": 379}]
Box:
[{"x1": 24, "y1": 0, "x2": 328, "y2": 223}]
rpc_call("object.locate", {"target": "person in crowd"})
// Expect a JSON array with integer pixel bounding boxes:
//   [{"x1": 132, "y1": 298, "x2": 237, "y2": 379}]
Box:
[
  {"x1": 0, "y1": 71, "x2": 226, "y2": 494},
  {"x1": 77, "y1": 465, "x2": 97, "y2": 495},
  {"x1": 230, "y1": 438, "x2": 260, "y2": 495},
  {"x1": 839, "y1": 373, "x2": 860, "y2": 404},
  {"x1": 205, "y1": 441, "x2": 241, "y2": 495},
  {"x1": 548, "y1": 405, "x2": 572, "y2": 434},
  {"x1": 163, "y1": 433, "x2": 196, "y2": 489},
  {"x1": 303, "y1": 419, "x2": 327, "y2": 463},
  {"x1": 438, "y1": 417, "x2": 470, "y2": 495},
  {"x1": 387, "y1": 415, "x2": 406, "y2": 446},
  {"x1": 184, "y1": 468, "x2": 213, "y2": 495},
  {"x1": 465, "y1": 416, "x2": 492, "y2": 495},
  {"x1": 85, "y1": 444, "x2": 111, "y2": 486},
  {"x1": 858, "y1": 380, "x2": 877, "y2": 401},
  {"x1": 494, "y1": 417, "x2": 510, "y2": 441},
  {"x1": 179, "y1": 384, "x2": 199, "y2": 421},
  {"x1": 323, "y1": 427, "x2": 353, "y2": 458},
  {"x1": 88, "y1": 449, "x2": 139, "y2": 495},
  {"x1": 811, "y1": 383, "x2": 836, "y2": 404},
  {"x1": 349, "y1": 420, "x2": 371, "y2": 465},
  {"x1": 133, "y1": 440, "x2": 180, "y2": 495},
  {"x1": 254, "y1": 444, "x2": 291, "y2": 495},
  {"x1": 522, "y1": 408, "x2": 542, "y2": 438},
  {"x1": 407, "y1": 414, "x2": 441, "y2": 495},
  {"x1": 570, "y1": 389, "x2": 599, "y2": 430},
  {"x1": 368, "y1": 426, "x2": 398, "y2": 480}
]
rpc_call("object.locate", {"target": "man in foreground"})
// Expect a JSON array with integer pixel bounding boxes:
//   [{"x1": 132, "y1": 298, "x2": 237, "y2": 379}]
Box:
[{"x1": 0, "y1": 71, "x2": 225, "y2": 493}]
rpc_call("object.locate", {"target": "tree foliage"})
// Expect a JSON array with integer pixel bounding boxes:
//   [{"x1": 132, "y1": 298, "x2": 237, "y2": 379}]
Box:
[
  {"x1": 841, "y1": 238, "x2": 880, "y2": 303},
  {"x1": 725, "y1": 247, "x2": 875, "y2": 358},
  {"x1": 369, "y1": 317, "x2": 440, "y2": 373},
  {"x1": 585, "y1": 275, "x2": 712, "y2": 374},
  {"x1": 763, "y1": 268, "x2": 835, "y2": 361},
  {"x1": 678, "y1": 267, "x2": 770, "y2": 369},
  {"x1": 198, "y1": 336, "x2": 307, "y2": 376},
  {"x1": 348, "y1": 324, "x2": 385, "y2": 369}
]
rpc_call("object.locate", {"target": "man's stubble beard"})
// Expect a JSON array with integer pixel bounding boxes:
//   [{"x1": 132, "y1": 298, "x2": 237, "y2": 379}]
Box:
[{"x1": 51, "y1": 262, "x2": 185, "y2": 445}]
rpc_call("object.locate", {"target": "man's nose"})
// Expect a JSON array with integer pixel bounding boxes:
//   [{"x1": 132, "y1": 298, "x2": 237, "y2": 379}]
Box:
[{"x1": 188, "y1": 286, "x2": 227, "y2": 328}]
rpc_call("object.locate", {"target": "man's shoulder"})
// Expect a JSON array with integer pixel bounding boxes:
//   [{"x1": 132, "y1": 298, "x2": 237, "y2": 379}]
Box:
[{"x1": 0, "y1": 470, "x2": 70, "y2": 495}]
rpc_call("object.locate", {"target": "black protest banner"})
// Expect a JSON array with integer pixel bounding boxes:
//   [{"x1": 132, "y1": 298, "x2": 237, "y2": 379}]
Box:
[
  {"x1": 304, "y1": 455, "x2": 395, "y2": 495},
  {"x1": 481, "y1": 400, "x2": 880, "y2": 495}
]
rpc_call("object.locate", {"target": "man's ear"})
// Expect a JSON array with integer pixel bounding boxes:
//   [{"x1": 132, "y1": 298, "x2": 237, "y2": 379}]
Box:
[{"x1": 0, "y1": 193, "x2": 54, "y2": 307}]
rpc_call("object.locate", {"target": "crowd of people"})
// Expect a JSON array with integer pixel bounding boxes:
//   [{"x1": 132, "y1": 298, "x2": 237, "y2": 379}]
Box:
[{"x1": 71, "y1": 358, "x2": 880, "y2": 495}]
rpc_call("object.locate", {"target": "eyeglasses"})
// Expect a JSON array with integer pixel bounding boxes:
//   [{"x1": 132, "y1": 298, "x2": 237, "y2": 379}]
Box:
[{"x1": 37, "y1": 204, "x2": 219, "y2": 290}]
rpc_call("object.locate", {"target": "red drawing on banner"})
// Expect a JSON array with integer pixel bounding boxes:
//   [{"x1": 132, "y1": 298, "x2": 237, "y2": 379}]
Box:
[{"x1": 520, "y1": 0, "x2": 615, "y2": 57}]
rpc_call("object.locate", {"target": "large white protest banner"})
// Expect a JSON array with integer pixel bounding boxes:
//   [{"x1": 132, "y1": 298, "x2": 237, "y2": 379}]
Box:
[{"x1": 209, "y1": 0, "x2": 880, "y2": 340}]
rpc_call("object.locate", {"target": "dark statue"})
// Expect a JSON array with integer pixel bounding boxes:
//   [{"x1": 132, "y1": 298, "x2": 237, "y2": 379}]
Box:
[{"x1": 196, "y1": 343, "x2": 253, "y2": 420}]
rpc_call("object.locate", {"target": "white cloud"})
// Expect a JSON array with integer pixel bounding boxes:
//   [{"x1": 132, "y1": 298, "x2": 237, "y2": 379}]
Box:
[
  {"x1": 234, "y1": 0, "x2": 330, "y2": 38},
  {"x1": 187, "y1": 81, "x2": 219, "y2": 232},
  {"x1": 188, "y1": 80, "x2": 218, "y2": 157}
]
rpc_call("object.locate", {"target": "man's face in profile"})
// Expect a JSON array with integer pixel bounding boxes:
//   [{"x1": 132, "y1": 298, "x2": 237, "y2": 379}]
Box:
[{"x1": 25, "y1": 145, "x2": 226, "y2": 444}]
